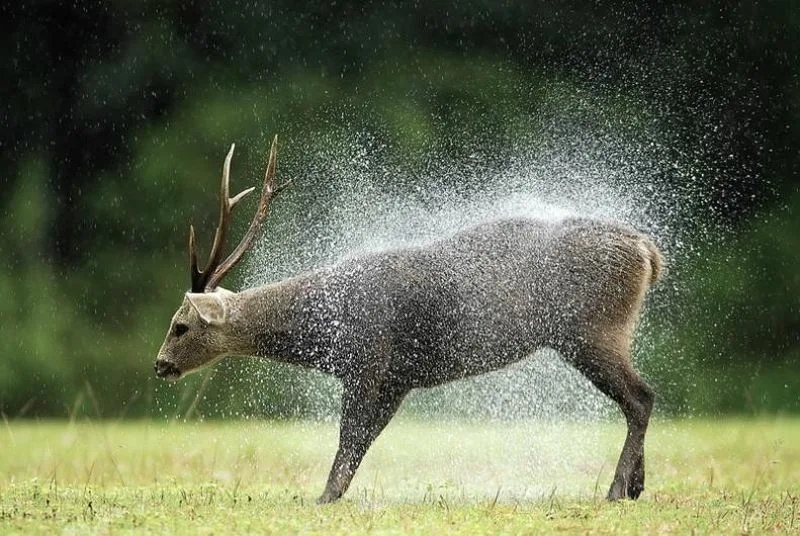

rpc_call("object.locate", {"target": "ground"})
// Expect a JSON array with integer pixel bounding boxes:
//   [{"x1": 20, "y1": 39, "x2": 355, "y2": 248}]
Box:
[{"x1": 0, "y1": 417, "x2": 797, "y2": 534}]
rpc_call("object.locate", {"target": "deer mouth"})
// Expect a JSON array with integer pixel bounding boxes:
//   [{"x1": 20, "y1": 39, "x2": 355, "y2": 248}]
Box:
[{"x1": 155, "y1": 360, "x2": 182, "y2": 381}]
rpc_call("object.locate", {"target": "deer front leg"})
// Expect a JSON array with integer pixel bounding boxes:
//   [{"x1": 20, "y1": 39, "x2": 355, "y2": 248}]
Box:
[{"x1": 318, "y1": 381, "x2": 407, "y2": 504}]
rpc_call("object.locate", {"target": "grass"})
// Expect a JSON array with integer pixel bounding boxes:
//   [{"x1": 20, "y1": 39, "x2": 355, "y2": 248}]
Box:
[{"x1": 0, "y1": 416, "x2": 798, "y2": 534}]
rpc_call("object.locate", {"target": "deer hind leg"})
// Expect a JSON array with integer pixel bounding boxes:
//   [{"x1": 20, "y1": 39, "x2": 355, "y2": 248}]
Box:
[
  {"x1": 564, "y1": 341, "x2": 654, "y2": 500},
  {"x1": 318, "y1": 380, "x2": 408, "y2": 504}
]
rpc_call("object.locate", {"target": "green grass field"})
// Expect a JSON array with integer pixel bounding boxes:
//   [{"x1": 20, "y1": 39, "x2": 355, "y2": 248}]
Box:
[{"x1": 0, "y1": 417, "x2": 797, "y2": 534}]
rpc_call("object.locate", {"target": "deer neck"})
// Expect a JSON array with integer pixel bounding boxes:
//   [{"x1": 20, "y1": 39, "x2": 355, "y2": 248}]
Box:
[{"x1": 230, "y1": 276, "x2": 308, "y2": 361}]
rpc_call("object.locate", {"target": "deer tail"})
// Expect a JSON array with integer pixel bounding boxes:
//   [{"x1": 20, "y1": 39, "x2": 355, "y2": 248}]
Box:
[{"x1": 639, "y1": 236, "x2": 664, "y2": 284}]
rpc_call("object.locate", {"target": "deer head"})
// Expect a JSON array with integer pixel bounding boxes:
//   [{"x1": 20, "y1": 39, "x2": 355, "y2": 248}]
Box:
[{"x1": 154, "y1": 136, "x2": 290, "y2": 380}]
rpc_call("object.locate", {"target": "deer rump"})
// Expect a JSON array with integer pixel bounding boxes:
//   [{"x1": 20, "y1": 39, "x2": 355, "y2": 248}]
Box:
[{"x1": 290, "y1": 216, "x2": 661, "y2": 389}]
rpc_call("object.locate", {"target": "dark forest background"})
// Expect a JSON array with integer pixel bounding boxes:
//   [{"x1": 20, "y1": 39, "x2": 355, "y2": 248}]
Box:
[{"x1": 1, "y1": 1, "x2": 798, "y2": 418}]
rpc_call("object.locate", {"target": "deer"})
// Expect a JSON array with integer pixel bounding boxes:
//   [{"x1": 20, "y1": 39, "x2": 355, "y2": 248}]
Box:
[{"x1": 155, "y1": 136, "x2": 663, "y2": 504}]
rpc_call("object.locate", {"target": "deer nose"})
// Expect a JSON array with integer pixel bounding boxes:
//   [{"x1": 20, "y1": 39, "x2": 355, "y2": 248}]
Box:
[{"x1": 154, "y1": 359, "x2": 181, "y2": 379}]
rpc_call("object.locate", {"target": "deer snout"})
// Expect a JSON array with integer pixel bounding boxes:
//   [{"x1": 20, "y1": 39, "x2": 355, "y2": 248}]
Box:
[{"x1": 154, "y1": 359, "x2": 182, "y2": 381}]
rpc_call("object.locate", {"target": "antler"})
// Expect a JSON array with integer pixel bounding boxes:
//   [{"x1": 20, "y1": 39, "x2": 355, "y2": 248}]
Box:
[{"x1": 189, "y1": 135, "x2": 290, "y2": 292}]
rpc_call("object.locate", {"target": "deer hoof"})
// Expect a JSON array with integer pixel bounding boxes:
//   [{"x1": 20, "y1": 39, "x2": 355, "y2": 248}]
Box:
[{"x1": 317, "y1": 491, "x2": 342, "y2": 505}]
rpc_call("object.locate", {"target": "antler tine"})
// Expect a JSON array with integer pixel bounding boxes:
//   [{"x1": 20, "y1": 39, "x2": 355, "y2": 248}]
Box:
[
  {"x1": 189, "y1": 143, "x2": 258, "y2": 292},
  {"x1": 189, "y1": 225, "x2": 201, "y2": 291},
  {"x1": 230, "y1": 186, "x2": 256, "y2": 207},
  {"x1": 206, "y1": 135, "x2": 287, "y2": 290}
]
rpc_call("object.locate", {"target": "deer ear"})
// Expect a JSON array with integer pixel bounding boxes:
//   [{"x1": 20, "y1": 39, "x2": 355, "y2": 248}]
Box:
[{"x1": 186, "y1": 292, "x2": 228, "y2": 325}]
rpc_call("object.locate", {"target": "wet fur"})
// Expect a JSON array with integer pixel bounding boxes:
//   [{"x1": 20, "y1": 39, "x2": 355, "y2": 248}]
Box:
[{"x1": 159, "y1": 216, "x2": 663, "y2": 503}]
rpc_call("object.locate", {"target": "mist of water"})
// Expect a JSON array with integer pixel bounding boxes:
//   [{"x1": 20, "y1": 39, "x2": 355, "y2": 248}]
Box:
[
  {"x1": 234, "y1": 99, "x2": 722, "y2": 419},
  {"x1": 147, "y1": 79, "x2": 768, "y2": 501}
]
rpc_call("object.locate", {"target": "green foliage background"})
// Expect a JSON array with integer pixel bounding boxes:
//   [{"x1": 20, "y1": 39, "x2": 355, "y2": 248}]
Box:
[{"x1": 1, "y1": 1, "x2": 798, "y2": 418}]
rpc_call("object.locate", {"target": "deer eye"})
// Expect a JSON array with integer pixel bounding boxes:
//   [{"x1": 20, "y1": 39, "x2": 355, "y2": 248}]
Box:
[{"x1": 174, "y1": 323, "x2": 189, "y2": 337}]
